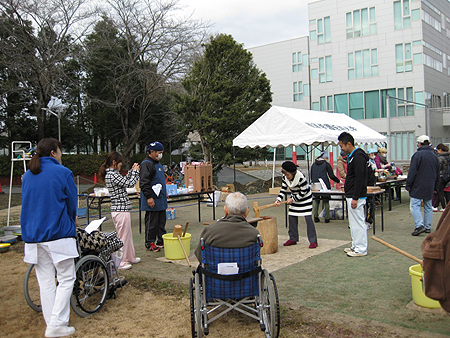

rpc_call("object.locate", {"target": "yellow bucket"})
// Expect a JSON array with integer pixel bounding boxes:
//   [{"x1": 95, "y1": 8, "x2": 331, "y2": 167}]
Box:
[
  {"x1": 162, "y1": 233, "x2": 191, "y2": 260},
  {"x1": 409, "y1": 264, "x2": 441, "y2": 309}
]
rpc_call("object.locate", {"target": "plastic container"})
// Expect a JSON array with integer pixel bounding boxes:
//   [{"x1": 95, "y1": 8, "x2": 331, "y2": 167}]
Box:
[
  {"x1": 188, "y1": 177, "x2": 194, "y2": 193},
  {"x1": 162, "y1": 233, "x2": 191, "y2": 260},
  {"x1": 409, "y1": 264, "x2": 441, "y2": 308}
]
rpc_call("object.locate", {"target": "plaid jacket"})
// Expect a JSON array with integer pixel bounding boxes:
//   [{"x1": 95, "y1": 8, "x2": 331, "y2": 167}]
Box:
[{"x1": 105, "y1": 168, "x2": 139, "y2": 212}]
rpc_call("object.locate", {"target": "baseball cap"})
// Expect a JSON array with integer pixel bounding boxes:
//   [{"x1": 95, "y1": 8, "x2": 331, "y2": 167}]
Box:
[{"x1": 417, "y1": 135, "x2": 430, "y2": 143}]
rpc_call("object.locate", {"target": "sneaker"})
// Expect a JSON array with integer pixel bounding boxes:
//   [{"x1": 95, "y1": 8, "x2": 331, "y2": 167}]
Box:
[
  {"x1": 344, "y1": 247, "x2": 354, "y2": 253},
  {"x1": 314, "y1": 217, "x2": 320, "y2": 223},
  {"x1": 432, "y1": 207, "x2": 438, "y2": 212},
  {"x1": 148, "y1": 242, "x2": 161, "y2": 252},
  {"x1": 440, "y1": 209, "x2": 445, "y2": 212},
  {"x1": 119, "y1": 263, "x2": 132, "y2": 270},
  {"x1": 425, "y1": 229, "x2": 431, "y2": 233},
  {"x1": 309, "y1": 242, "x2": 318, "y2": 249},
  {"x1": 324, "y1": 219, "x2": 330, "y2": 223},
  {"x1": 283, "y1": 240, "x2": 297, "y2": 246},
  {"x1": 347, "y1": 251, "x2": 367, "y2": 257},
  {"x1": 132, "y1": 257, "x2": 141, "y2": 264},
  {"x1": 156, "y1": 242, "x2": 164, "y2": 248},
  {"x1": 411, "y1": 226, "x2": 426, "y2": 236},
  {"x1": 45, "y1": 326, "x2": 76, "y2": 337}
]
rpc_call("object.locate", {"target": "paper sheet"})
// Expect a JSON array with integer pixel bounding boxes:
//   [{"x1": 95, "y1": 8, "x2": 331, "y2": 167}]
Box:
[
  {"x1": 152, "y1": 183, "x2": 162, "y2": 196},
  {"x1": 217, "y1": 262, "x2": 239, "y2": 275},
  {"x1": 84, "y1": 217, "x2": 107, "y2": 234}
]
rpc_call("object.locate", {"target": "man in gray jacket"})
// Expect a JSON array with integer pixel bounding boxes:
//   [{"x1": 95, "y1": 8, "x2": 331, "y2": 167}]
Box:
[
  {"x1": 195, "y1": 192, "x2": 260, "y2": 261},
  {"x1": 406, "y1": 135, "x2": 440, "y2": 236}
]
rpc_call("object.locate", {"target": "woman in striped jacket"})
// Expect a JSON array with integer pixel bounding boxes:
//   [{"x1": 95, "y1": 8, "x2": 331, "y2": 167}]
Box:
[{"x1": 275, "y1": 161, "x2": 318, "y2": 248}]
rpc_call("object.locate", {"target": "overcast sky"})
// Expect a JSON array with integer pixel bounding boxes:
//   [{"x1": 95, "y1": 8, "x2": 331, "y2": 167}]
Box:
[{"x1": 177, "y1": 0, "x2": 317, "y2": 49}]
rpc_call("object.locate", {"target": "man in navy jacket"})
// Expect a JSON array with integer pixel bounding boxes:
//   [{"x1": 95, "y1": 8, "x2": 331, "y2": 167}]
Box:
[{"x1": 406, "y1": 135, "x2": 440, "y2": 236}]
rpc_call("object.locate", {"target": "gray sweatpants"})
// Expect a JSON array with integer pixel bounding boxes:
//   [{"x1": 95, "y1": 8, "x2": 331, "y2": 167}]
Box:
[{"x1": 288, "y1": 215, "x2": 318, "y2": 243}]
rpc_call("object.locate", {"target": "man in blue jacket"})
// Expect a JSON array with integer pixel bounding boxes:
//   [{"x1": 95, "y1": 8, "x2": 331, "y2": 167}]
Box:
[
  {"x1": 338, "y1": 132, "x2": 368, "y2": 257},
  {"x1": 406, "y1": 135, "x2": 440, "y2": 236},
  {"x1": 140, "y1": 142, "x2": 167, "y2": 252}
]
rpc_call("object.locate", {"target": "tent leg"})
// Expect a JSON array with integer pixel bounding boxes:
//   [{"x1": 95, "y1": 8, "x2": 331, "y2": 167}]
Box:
[
  {"x1": 272, "y1": 148, "x2": 276, "y2": 188},
  {"x1": 233, "y1": 147, "x2": 236, "y2": 191}
]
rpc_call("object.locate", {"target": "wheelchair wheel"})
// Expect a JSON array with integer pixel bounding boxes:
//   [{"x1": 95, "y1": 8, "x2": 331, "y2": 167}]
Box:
[
  {"x1": 23, "y1": 264, "x2": 42, "y2": 312},
  {"x1": 193, "y1": 272, "x2": 203, "y2": 338},
  {"x1": 261, "y1": 270, "x2": 280, "y2": 338},
  {"x1": 70, "y1": 255, "x2": 109, "y2": 317}
]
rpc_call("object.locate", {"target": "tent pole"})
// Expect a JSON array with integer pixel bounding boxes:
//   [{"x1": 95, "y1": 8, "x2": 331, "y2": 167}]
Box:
[
  {"x1": 306, "y1": 145, "x2": 310, "y2": 180},
  {"x1": 233, "y1": 146, "x2": 236, "y2": 191},
  {"x1": 272, "y1": 148, "x2": 276, "y2": 188}
]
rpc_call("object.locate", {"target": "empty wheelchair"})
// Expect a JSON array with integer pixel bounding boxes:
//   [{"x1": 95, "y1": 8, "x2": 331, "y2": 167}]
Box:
[
  {"x1": 24, "y1": 230, "x2": 126, "y2": 317},
  {"x1": 190, "y1": 235, "x2": 280, "y2": 337}
]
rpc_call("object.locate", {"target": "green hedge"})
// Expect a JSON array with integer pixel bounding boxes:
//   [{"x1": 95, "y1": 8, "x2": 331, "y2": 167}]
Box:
[{"x1": 0, "y1": 153, "x2": 184, "y2": 176}]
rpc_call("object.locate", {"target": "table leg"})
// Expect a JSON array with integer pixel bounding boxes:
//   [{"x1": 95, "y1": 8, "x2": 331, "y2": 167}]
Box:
[
  {"x1": 381, "y1": 193, "x2": 384, "y2": 232},
  {"x1": 98, "y1": 198, "x2": 102, "y2": 231},
  {"x1": 371, "y1": 196, "x2": 376, "y2": 235},
  {"x1": 212, "y1": 192, "x2": 216, "y2": 220},
  {"x1": 198, "y1": 194, "x2": 201, "y2": 222}
]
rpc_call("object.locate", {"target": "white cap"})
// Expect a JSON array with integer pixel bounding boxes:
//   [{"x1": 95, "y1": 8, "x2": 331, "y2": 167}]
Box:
[{"x1": 417, "y1": 135, "x2": 430, "y2": 143}]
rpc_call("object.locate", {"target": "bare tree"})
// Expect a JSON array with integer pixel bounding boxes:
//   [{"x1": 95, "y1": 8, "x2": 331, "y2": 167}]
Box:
[{"x1": 0, "y1": 0, "x2": 98, "y2": 140}]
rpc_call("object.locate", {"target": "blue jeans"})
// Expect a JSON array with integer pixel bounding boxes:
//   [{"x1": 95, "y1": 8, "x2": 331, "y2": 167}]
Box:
[{"x1": 410, "y1": 197, "x2": 433, "y2": 230}]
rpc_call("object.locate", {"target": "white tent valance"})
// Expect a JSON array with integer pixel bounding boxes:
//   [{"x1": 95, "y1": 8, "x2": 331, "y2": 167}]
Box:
[{"x1": 233, "y1": 106, "x2": 386, "y2": 148}]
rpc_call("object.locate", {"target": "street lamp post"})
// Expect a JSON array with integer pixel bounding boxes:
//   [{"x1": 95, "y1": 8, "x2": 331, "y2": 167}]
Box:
[{"x1": 42, "y1": 107, "x2": 61, "y2": 142}]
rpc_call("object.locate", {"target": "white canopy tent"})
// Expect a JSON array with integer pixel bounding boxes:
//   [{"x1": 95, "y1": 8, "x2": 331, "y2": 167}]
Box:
[{"x1": 232, "y1": 106, "x2": 387, "y2": 186}]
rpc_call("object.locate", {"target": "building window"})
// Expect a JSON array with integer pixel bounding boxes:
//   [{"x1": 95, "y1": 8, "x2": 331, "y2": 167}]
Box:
[
  {"x1": 348, "y1": 49, "x2": 378, "y2": 79},
  {"x1": 422, "y1": 9, "x2": 441, "y2": 32},
  {"x1": 346, "y1": 7, "x2": 376, "y2": 38},
  {"x1": 292, "y1": 52, "x2": 302, "y2": 72},
  {"x1": 303, "y1": 84, "x2": 310, "y2": 96},
  {"x1": 364, "y1": 91, "x2": 380, "y2": 119},
  {"x1": 334, "y1": 94, "x2": 348, "y2": 115},
  {"x1": 320, "y1": 96, "x2": 326, "y2": 111},
  {"x1": 319, "y1": 56, "x2": 332, "y2": 83},
  {"x1": 395, "y1": 43, "x2": 412, "y2": 72},
  {"x1": 327, "y1": 95, "x2": 333, "y2": 110},
  {"x1": 394, "y1": 0, "x2": 411, "y2": 30},
  {"x1": 316, "y1": 16, "x2": 331, "y2": 44},
  {"x1": 312, "y1": 102, "x2": 320, "y2": 111},
  {"x1": 397, "y1": 87, "x2": 414, "y2": 116},
  {"x1": 293, "y1": 81, "x2": 303, "y2": 102},
  {"x1": 349, "y1": 92, "x2": 364, "y2": 120}
]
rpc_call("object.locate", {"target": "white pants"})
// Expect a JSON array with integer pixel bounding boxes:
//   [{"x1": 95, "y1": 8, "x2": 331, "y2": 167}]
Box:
[
  {"x1": 346, "y1": 198, "x2": 368, "y2": 254},
  {"x1": 34, "y1": 243, "x2": 76, "y2": 327}
]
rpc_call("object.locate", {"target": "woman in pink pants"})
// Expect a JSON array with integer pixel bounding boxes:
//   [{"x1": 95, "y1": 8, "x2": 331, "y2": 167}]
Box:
[{"x1": 99, "y1": 152, "x2": 140, "y2": 270}]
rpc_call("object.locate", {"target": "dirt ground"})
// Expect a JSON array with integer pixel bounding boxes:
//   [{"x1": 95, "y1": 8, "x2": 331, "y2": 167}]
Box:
[{"x1": 1, "y1": 242, "x2": 448, "y2": 338}]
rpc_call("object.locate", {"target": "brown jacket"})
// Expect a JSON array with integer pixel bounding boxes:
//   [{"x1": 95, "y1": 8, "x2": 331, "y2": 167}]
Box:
[{"x1": 421, "y1": 204, "x2": 450, "y2": 312}]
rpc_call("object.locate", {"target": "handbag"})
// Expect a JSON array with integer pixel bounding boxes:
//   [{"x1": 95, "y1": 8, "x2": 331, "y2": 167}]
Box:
[{"x1": 76, "y1": 228, "x2": 107, "y2": 252}]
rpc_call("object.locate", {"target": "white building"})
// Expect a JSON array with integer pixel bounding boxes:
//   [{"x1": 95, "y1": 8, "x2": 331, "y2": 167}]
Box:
[{"x1": 248, "y1": 0, "x2": 450, "y2": 162}]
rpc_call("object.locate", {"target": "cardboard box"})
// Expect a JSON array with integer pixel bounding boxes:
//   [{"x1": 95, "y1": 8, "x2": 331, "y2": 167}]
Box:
[
  {"x1": 184, "y1": 163, "x2": 213, "y2": 192},
  {"x1": 166, "y1": 184, "x2": 178, "y2": 196},
  {"x1": 269, "y1": 187, "x2": 281, "y2": 195},
  {"x1": 166, "y1": 208, "x2": 176, "y2": 220}
]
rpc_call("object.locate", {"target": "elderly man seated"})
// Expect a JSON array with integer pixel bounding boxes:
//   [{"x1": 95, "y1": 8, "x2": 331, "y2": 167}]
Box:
[{"x1": 195, "y1": 192, "x2": 260, "y2": 261}]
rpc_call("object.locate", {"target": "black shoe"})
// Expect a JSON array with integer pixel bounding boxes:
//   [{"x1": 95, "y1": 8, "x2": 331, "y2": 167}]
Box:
[
  {"x1": 325, "y1": 219, "x2": 330, "y2": 223},
  {"x1": 425, "y1": 229, "x2": 431, "y2": 233},
  {"x1": 394, "y1": 198, "x2": 400, "y2": 201},
  {"x1": 314, "y1": 217, "x2": 320, "y2": 223},
  {"x1": 411, "y1": 226, "x2": 426, "y2": 236}
]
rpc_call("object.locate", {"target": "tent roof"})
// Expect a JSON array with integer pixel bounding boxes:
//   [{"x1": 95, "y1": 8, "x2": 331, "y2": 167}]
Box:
[{"x1": 233, "y1": 106, "x2": 386, "y2": 148}]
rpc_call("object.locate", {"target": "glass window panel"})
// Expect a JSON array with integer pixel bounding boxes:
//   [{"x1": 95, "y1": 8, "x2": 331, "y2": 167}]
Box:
[
  {"x1": 355, "y1": 51, "x2": 362, "y2": 78},
  {"x1": 403, "y1": 0, "x2": 410, "y2": 15},
  {"x1": 319, "y1": 73, "x2": 325, "y2": 83},
  {"x1": 334, "y1": 94, "x2": 348, "y2": 115},
  {"x1": 413, "y1": 53, "x2": 422, "y2": 64},
  {"x1": 303, "y1": 84, "x2": 309, "y2": 96},
  {"x1": 406, "y1": 87, "x2": 413, "y2": 101},
  {"x1": 319, "y1": 57, "x2": 324, "y2": 71},
  {"x1": 405, "y1": 60, "x2": 413, "y2": 72},
  {"x1": 348, "y1": 69, "x2": 355, "y2": 79},
  {"x1": 292, "y1": 53, "x2": 297, "y2": 64},
  {"x1": 310, "y1": 31, "x2": 317, "y2": 40},
  {"x1": 292, "y1": 65, "x2": 297, "y2": 72},
  {"x1": 411, "y1": 9, "x2": 420, "y2": 20},
  {"x1": 405, "y1": 43, "x2": 411, "y2": 59},
  {"x1": 320, "y1": 97, "x2": 326, "y2": 111},
  {"x1": 346, "y1": 12, "x2": 352, "y2": 28},
  {"x1": 318, "y1": 35, "x2": 324, "y2": 44},
  {"x1": 312, "y1": 102, "x2": 320, "y2": 111},
  {"x1": 403, "y1": 17, "x2": 411, "y2": 28},
  {"x1": 363, "y1": 49, "x2": 370, "y2": 77},
  {"x1": 371, "y1": 49, "x2": 378, "y2": 64},
  {"x1": 347, "y1": 29, "x2": 353, "y2": 39},
  {"x1": 396, "y1": 44, "x2": 404, "y2": 72},
  {"x1": 354, "y1": 10, "x2": 361, "y2": 36},
  {"x1": 311, "y1": 57, "x2": 318, "y2": 63},
  {"x1": 303, "y1": 54, "x2": 309, "y2": 66},
  {"x1": 349, "y1": 92, "x2": 364, "y2": 109},
  {"x1": 413, "y1": 40, "x2": 421, "y2": 46},
  {"x1": 361, "y1": 8, "x2": 369, "y2": 36},
  {"x1": 327, "y1": 96, "x2": 333, "y2": 110},
  {"x1": 309, "y1": 19, "x2": 316, "y2": 25},
  {"x1": 298, "y1": 93, "x2": 303, "y2": 101},
  {"x1": 394, "y1": 1, "x2": 402, "y2": 30},
  {"x1": 388, "y1": 89, "x2": 397, "y2": 117},
  {"x1": 297, "y1": 52, "x2": 302, "y2": 63},
  {"x1": 324, "y1": 17, "x2": 331, "y2": 43},
  {"x1": 293, "y1": 82, "x2": 298, "y2": 92},
  {"x1": 398, "y1": 106, "x2": 406, "y2": 116},
  {"x1": 317, "y1": 19, "x2": 323, "y2": 33},
  {"x1": 350, "y1": 108, "x2": 364, "y2": 120},
  {"x1": 370, "y1": 7, "x2": 376, "y2": 22},
  {"x1": 371, "y1": 65, "x2": 379, "y2": 76},
  {"x1": 398, "y1": 88, "x2": 405, "y2": 99},
  {"x1": 406, "y1": 105, "x2": 414, "y2": 115},
  {"x1": 348, "y1": 53, "x2": 354, "y2": 68},
  {"x1": 298, "y1": 65, "x2": 302, "y2": 72},
  {"x1": 293, "y1": 94, "x2": 298, "y2": 101},
  {"x1": 365, "y1": 91, "x2": 380, "y2": 119},
  {"x1": 311, "y1": 69, "x2": 318, "y2": 79},
  {"x1": 326, "y1": 56, "x2": 332, "y2": 82}
]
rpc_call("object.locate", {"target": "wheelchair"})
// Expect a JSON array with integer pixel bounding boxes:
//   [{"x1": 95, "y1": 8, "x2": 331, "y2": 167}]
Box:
[
  {"x1": 190, "y1": 235, "x2": 280, "y2": 337},
  {"x1": 24, "y1": 231, "x2": 126, "y2": 317}
]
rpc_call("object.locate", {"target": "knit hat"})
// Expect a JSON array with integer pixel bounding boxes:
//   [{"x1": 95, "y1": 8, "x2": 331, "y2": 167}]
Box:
[
  {"x1": 281, "y1": 161, "x2": 297, "y2": 173},
  {"x1": 146, "y1": 142, "x2": 164, "y2": 153}
]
